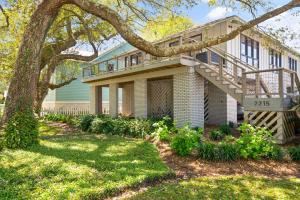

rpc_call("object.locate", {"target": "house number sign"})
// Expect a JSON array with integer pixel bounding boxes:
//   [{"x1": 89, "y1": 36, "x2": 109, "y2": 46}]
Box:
[
  {"x1": 244, "y1": 98, "x2": 285, "y2": 111},
  {"x1": 254, "y1": 100, "x2": 270, "y2": 107}
]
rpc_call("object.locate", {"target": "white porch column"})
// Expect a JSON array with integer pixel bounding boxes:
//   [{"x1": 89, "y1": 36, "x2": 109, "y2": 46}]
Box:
[
  {"x1": 207, "y1": 82, "x2": 237, "y2": 125},
  {"x1": 122, "y1": 83, "x2": 134, "y2": 116},
  {"x1": 109, "y1": 83, "x2": 119, "y2": 117},
  {"x1": 173, "y1": 68, "x2": 205, "y2": 128},
  {"x1": 90, "y1": 85, "x2": 100, "y2": 114},
  {"x1": 134, "y1": 79, "x2": 147, "y2": 118}
]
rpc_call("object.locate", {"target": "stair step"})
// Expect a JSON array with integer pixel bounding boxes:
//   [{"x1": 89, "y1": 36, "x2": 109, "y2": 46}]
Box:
[
  {"x1": 205, "y1": 69, "x2": 212, "y2": 73},
  {"x1": 222, "y1": 81, "x2": 230, "y2": 85},
  {"x1": 235, "y1": 89, "x2": 243, "y2": 94},
  {"x1": 229, "y1": 85, "x2": 237, "y2": 89},
  {"x1": 210, "y1": 73, "x2": 218, "y2": 77}
]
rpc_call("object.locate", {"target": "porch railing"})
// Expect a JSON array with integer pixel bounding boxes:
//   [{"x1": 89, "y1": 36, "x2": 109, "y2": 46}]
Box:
[{"x1": 242, "y1": 68, "x2": 300, "y2": 99}]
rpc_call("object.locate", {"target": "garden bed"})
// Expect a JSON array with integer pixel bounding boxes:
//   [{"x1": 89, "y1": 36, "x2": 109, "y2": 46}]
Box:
[{"x1": 152, "y1": 139, "x2": 300, "y2": 179}]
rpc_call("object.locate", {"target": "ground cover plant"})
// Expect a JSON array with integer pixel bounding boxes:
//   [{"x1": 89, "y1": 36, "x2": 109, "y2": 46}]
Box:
[
  {"x1": 0, "y1": 123, "x2": 173, "y2": 199},
  {"x1": 129, "y1": 176, "x2": 300, "y2": 200},
  {"x1": 198, "y1": 141, "x2": 239, "y2": 161},
  {"x1": 288, "y1": 145, "x2": 300, "y2": 161}
]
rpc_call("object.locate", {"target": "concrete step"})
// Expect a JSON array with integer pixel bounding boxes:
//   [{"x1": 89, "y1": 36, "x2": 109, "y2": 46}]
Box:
[
  {"x1": 205, "y1": 69, "x2": 212, "y2": 73},
  {"x1": 229, "y1": 85, "x2": 238, "y2": 89},
  {"x1": 235, "y1": 89, "x2": 243, "y2": 94}
]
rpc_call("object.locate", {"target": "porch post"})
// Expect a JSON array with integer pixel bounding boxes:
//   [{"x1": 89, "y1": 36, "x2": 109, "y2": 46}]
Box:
[
  {"x1": 90, "y1": 85, "x2": 99, "y2": 114},
  {"x1": 134, "y1": 79, "x2": 147, "y2": 118},
  {"x1": 109, "y1": 83, "x2": 119, "y2": 117}
]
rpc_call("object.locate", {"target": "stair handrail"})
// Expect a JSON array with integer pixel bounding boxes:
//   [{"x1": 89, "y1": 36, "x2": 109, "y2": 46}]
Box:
[
  {"x1": 204, "y1": 46, "x2": 272, "y2": 97},
  {"x1": 207, "y1": 46, "x2": 257, "y2": 72}
]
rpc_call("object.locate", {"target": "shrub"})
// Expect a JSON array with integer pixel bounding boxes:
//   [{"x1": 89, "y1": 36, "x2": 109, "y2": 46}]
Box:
[
  {"x1": 268, "y1": 145, "x2": 284, "y2": 161},
  {"x1": 198, "y1": 142, "x2": 239, "y2": 161},
  {"x1": 151, "y1": 117, "x2": 174, "y2": 141},
  {"x1": 236, "y1": 123, "x2": 277, "y2": 160},
  {"x1": 90, "y1": 116, "x2": 152, "y2": 138},
  {"x1": 288, "y1": 145, "x2": 300, "y2": 161},
  {"x1": 219, "y1": 123, "x2": 232, "y2": 135},
  {"x1": 170, "y1": 125, "x2": 203, "y2": 156},
  {"x1": 198, "y1": 142, "x2": 215, "y2": 160},
  {"x1": 90, "y1": 117, "x2": 114, "y2": 134},
  {"x1": 80, "y1": 115, "x2": 96, "y2": 132},
  {"x1": 4, "y1": 110, "x2": 39, "y2": 148},
  {"x1": 209, "y1": 130, "x2": 224, "y2": 141},
  {"x1": 127, "y1": 119, "x2": 152, "y2": 138}
]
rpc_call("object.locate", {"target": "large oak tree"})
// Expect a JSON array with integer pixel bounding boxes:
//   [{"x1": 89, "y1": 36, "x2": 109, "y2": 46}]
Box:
[{"x1": 1, "y1": 0, "x2": 300, "y2": 147}]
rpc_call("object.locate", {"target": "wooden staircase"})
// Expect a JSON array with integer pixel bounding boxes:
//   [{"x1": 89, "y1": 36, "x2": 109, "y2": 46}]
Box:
[
  {"x1": 194, "y1": 46, "x2": 300, "y2": 143},
  {"x1": 195, "y1": 62, "x2": 244, "y2": 103}
]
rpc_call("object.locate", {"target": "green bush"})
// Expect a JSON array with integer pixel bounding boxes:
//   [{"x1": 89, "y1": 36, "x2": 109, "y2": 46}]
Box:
[
  {"x1": 219, "y1": 123, "x2": 232, "y2": 135},
  {"x1": 90, "y1": 117, "x2": 114, "y2": 134},
  {"x1": 209, "y1": 130, "x2": 224, "y2": 141},
  {"x1": 151, "y1": 116, "x2": 174, "y2": 141},
  {"x1": 90, "y1": 116, "x2": 153, "y2": 138},
  {"x1": 198, "y1": 142, "x2": 239, "y2": 161},
  {"x1": 268, "y1": 145, "x2": 284, "y2": 161},
  {"x1": 80, "y1": 114, "x2": 96, "y2": 132},
  {"x1": 198, "y1": 142, "x2": 215, "y2": 160},
  {"x1": 170, "y1": 125, "x2": 203, "y2": 156},
  {"x1": 4, "y1": 110, "x2": 39, "y2": 148},
  {"x1": 288, "y1": 145, "x2": 300, "y2": 161},
  {"x1": 236, "y1": 123, "x2": 277, "y2": 160}
]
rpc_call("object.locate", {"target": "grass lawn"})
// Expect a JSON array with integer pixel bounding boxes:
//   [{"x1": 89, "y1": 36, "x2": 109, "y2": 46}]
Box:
[
  {"x1": 130, "y1": 176, "x2": 300, "y2": 200},
  {"x1": 0, "y1": 123, "x2": 173, "y2": 200}
]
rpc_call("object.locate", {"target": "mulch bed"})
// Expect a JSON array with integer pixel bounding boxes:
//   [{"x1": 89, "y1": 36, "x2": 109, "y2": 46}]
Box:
[{"x1": 152, "y1": 140, "x2": 300, "y2": 179}]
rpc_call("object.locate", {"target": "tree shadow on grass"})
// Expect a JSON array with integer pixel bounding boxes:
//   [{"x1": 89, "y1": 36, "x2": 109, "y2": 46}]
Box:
[
  {"x1": 5, "y1": 134, "x2": 173, "y2": 199},
  {"x1": 130, "y1": 176, "x2": 300, "y2": 200}
]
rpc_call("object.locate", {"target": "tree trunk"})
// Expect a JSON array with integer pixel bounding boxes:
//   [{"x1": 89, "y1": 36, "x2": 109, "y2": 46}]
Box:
[
  {"x1": 1, "y1": 1, "x2": 63, "y2": 123},
  {"x1": 34, "y1": 82, "x2": 50, "y2": 116}
]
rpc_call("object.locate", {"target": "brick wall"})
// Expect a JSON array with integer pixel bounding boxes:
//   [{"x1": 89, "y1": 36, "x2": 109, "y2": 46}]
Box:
[{"x1": 173, "y1": 68, "x2": 205, "y2": 127}]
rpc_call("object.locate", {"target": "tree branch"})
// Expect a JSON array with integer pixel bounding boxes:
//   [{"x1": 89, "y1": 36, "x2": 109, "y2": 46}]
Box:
[
  {"x1": 0, "y1": 4, "x2": 9, "y2": 29},
  {"x1": 69, "y1": 0, "x2": 300, "y2": 57},
  {"x1": 48, "y1": 77, "x2": 77, "y2": 90}
]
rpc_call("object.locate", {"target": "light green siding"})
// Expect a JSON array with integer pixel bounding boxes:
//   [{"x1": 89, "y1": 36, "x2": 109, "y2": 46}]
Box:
[
  {"x1": 56, "y1": 78, "x2": 90, "y2": 101},
  {"x1": 44, "y1": 42, "x2": 133, "y2": 103}
]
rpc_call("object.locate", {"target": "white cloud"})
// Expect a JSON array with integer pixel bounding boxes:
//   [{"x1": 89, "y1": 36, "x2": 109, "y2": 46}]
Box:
[
  {"x1": 206, "y1": 6, "x2": 232, "y2": 20},
  {"x1": 261, "y1": 11, "x2": 300, "y2": 52}
]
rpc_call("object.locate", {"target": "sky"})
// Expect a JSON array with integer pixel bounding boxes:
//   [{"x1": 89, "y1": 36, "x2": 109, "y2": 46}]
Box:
[
  {"x1": 1, "y1": 0, "x2": 298, "y2": 53},
  {"x1": 81, "y1": 0, "x2": 300, "y2": 55},
  {"x1": 182, "y1": 0, "x2": 300, "y2": 51}
]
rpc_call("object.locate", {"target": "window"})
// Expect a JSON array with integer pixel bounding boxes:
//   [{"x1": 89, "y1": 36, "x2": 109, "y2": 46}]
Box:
[
  {"x1": 269, "y1": 49, "x2": 282, "y2": 69},
  {"x1": 241, "y1": 35, "x2": 259, "y2": 68},
  {"x1": 289, "y1": 57, "x2": 298, "y2": 71},
  {"x1": 129, "y1": 52, "x2": 143, "y2": 66},
  {"x1": 125, "y1": 56, "x2": 129, "y2": 68},
  {"x1": 211, "y1": 52, "x2": 220, "y2": 64},
  {"x1": 189, "y1": 34, "x2": 202, "y2": 42},
  {"x1": 169, "y1": 41, "x2": 179, "y2": 47}
]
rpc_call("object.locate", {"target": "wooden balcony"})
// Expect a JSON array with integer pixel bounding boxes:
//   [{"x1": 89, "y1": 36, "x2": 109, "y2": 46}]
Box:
[{"x1": 82, "y1": 52, "x2": 196, "y2": 83}]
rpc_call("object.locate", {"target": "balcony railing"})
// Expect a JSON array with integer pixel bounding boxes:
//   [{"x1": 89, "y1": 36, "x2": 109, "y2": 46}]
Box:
[
  {"x1": 82, "y1": 50, "x2": 195, "y2": 79},
  {"x1": 243, "y1": 68, "x2": 300, "y2": 99},
  {"x1": 82, "y1": 34, "x2": 203, "y2": 79}
]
